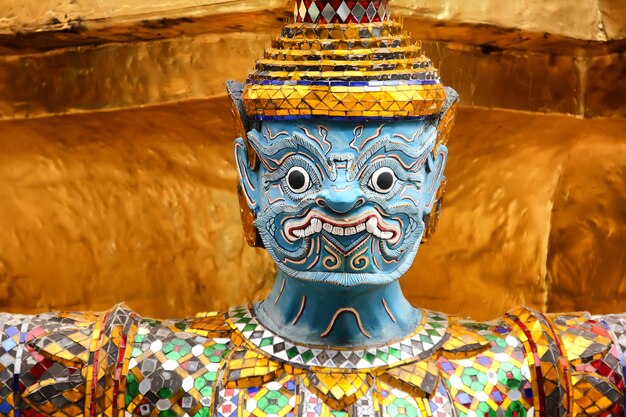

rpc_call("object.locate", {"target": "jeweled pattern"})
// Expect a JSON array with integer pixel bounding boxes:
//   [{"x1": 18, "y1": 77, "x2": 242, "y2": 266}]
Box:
[
  {"x1": 293, "y1": 0, "x2": 390, "y2": 24},
  {"x1": 0, "y1": 304, "x2": 624, "y2": 416},
  {"x1": 124, "y1": 316, "x2": 232, "y2": 416}
]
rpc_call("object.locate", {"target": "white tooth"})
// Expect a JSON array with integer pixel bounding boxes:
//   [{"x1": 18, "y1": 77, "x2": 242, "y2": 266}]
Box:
[
  {"x1": 345, "y1": 227, "x2": 356, "y2": 236},
  {"x1": 332, "y1": 226, "x2": 344, "y2": 236},
  {"x1": 294, "y1": 230, "x2": 305, "y2": 237},
  {"x1": 381, "y1": 231, "x2": 393, "y2": 240},
  {"x1": 366, "y1": 218, "x2": 378, "y2": 234},
  {"x1": 323, "y1": 223, "x2": 333, "y2": 232},
  {"x1": 372, "y1": 227, "x2": 382, "y2": 238},
  {"x1": 305, "y1": 225, "x2": 314, "y2": 236},
  {"x1": 356, "y1": 223, "x2": 366, "y2": 232},
  {"x1": 312, "y1": 218, "x2": 323, "y2": 233}
]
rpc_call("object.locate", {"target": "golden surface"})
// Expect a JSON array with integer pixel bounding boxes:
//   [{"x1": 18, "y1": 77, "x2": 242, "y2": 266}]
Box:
[
  {"x1": 0, "y1": 99, "x2": 625, "y2": 320},
  {"x1": 0, "y1": 32, "x2": 271, "y2": 120},
  {"x1": 394, "y1": 0, "x2": 624, "y2": 42},
  {"x1": 0, "y1": 98, "x2": 277, "y2": 317},
  {"x1": 404, "y1": 107, "x2": 626, "y2": 319},
  {"x1": 1, "y1": 31, "x2": 623, "y2": 121},
  {"x1": 0, "y1": 0, "x2": 288, "y2": 37},
  {"x1": 2, "y1": 0, "x2": 623, "y2": 42},
  {"x1": 0, "y1": 0, "x2": 624, "y2": 120},
  {"x1": 547, "y1": 136, "x2": 626, "y2": 314},
  {"x1": 422, "y1": 42, "x2": 583, "y2": 115}
]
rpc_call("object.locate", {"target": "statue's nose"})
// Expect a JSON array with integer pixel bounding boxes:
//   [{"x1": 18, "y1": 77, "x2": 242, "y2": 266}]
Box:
[{"x1": 315, "y1": 187, "x2": 365, "y2": 214}]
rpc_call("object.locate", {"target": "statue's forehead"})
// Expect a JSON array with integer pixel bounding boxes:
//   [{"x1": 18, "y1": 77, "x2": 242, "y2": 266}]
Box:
[{"x1": 256, "y1": 119, "x2": 436, "y2": 157}]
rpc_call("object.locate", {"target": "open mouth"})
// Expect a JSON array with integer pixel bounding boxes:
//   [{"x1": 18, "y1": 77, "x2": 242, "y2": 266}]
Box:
[{"x1": 283, "y1": 210, "x2": 402, "y2": 244}]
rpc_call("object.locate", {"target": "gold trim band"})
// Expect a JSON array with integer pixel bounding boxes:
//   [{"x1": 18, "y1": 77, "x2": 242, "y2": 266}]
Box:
[{"x1": 244, "y1": 83, "x2": 445, "y2": 118}]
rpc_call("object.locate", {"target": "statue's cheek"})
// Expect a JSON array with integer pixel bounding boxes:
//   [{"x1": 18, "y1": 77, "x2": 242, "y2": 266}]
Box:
[
  {"x1": 257, "y1": 209, "x2": 303, "y2": 251},
  {"x1": 395, "y1": 183, "x2": 425, "y2": 212}
]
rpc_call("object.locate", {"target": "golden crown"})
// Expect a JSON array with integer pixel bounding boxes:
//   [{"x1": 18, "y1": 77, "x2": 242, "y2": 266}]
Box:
[{"x1": 241, "y1": 0, "x2": 447, "y2": 120}]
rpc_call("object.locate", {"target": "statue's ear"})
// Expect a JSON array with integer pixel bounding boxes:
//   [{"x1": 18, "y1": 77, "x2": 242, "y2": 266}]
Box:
[
  {"x1": 434, "y1": 87, "x2": 460, "y2": 153},
  {"x1": 227, "y1": 80, "x2": 259, "y2": 170},
  {"x1": 423, "y1": 87, "x2": 457, "y2": 213},
  {"x1": 423, "y1": 145, "x2": 448, "y2": 215},
  {"x1": 420, "y1": 145, "x2": 448, "y2": 244},
  {"x1": 234, "y1": 138, "x2": 258, "y2": 209},
  {"x1": 229, "y1": 81, "x2": 264, "y2": 247},
  {"x1": 228, "y1": 80, "x2": 258, "y2": 207},
  {"x1": 234, "y1": 138, "x2": 264, "y2": 247},
  {"x1": 421, "y1": 87, "x2": 459, "y2": 243}
]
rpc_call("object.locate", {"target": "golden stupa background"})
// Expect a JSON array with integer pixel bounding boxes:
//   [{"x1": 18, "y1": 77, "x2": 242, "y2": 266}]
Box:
[{"x1": 0, "y1": 0, "x2": 625, "y2": 320}]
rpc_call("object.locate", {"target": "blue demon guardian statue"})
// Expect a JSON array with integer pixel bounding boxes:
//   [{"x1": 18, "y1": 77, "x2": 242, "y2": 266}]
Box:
[{"x1": 0, "y1": 1, "x2": 625, "y2": 417}]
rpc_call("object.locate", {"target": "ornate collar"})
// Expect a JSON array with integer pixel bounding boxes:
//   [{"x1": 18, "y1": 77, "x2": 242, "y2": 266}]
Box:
[
  {"x1": 198, "y1": 304, "x2": 491, "y2": 409},
  {"x1": 226, "y1": 304, "x2": 449, "y2": 371}
]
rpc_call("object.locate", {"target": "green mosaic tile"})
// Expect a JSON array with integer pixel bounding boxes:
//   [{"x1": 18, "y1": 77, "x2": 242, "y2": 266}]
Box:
[
  {"x1": 260, "y1": 337, "x2": 274, "y2": 347},
  {"x1": 387, "y1": 398, "x2": 418, "y2": 417},
  {"x1": 286, "y1": 346, "x2": 300, "y2": 360},
  {"x1": 257, "y1": 390, "x2": 289, "y2": 414},
  {"x1": 418, "y1": 334, "x2": 433, "y2": 343},
  {"x1": 301, "y1": 349, "x2": 314, "y2": 362},
  {"x1": 243, "y1": 323, "x2": 257, "y2": 332},
  {"x1": 125, "y1": 373, "x2": 139, "y2": 407},
  {"x1": 477, "y1": 401, "x2": 492, "y2": 413},
  {"x1": 389, "y1": 347, "x2": 401, "y2": 359},
  {"x1": 194, "y1": 408, "x2": 211, "y2": 417},
  {"x1": 158, "y1": 387, "x2": 173, "y2": 399},
  {"x1": 505, "y1": 401, "x2": 526, "y2": 417}
]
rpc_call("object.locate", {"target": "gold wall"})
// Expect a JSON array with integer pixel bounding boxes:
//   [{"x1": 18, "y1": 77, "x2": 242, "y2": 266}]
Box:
[
  {"x1": 1, "y1": 101, "x2": 625, "y2": 320},
  {"x1": 0, "y1": 0, "x2": 625, "y2": 321}
]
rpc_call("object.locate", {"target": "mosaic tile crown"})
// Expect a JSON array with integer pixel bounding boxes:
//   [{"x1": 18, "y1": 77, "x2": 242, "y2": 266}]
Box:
[{"x1": 242, "y1": 0, "x2": 446, "y2": 120}]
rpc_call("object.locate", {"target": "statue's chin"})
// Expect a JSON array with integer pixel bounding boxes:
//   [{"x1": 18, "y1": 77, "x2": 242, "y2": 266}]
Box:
[{"x1": 274, "y1": 261, "x2": 413, "y2": 287}]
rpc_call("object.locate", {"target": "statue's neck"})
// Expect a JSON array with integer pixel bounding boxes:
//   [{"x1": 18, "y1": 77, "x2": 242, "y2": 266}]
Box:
[{"x1": 254, "y1": 271, "x2": 421, "y2": 347}]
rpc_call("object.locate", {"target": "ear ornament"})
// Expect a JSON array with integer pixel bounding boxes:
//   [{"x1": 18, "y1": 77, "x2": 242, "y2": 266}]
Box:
[
  {"x1": 237, "y1": 184, "x2": 264, "y2": 248},
  {"x1": 421, "y1": 179, "x2": 447, "y2": 244}
]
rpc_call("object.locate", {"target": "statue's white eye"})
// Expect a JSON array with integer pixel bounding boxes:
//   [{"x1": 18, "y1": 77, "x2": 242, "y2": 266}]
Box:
[
  {"x1": 286, "y1": 166, "x2": 310, "y2": 193},
  {"x1": 369, "y1": 167, "x2": 396, "y2": 194}
]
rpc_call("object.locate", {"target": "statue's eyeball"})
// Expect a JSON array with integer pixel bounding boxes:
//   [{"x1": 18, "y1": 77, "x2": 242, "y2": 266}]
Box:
[
  {"x1": 369, "y1": 167, "x2": 396, "y2": 193},
  {"x1": 286, "y1": 166, "x2": 310, "y2": 193}
]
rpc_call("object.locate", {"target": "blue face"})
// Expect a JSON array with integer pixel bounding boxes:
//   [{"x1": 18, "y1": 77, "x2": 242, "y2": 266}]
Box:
[{"x1": 235, "y1": 119, "x2": 447, "y2": 286}]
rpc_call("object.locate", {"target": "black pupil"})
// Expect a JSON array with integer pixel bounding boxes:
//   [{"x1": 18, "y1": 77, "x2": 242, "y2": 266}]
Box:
[
  {"x1": 377, "y1": 172, "x2": 394, "y2": 190},
  {"x1": 289, "y1": 170, "x2": 306, "y2": 190}
]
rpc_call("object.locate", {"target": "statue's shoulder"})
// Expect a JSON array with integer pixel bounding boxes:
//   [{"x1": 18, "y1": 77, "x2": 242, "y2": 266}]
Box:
[
  {"x1": 113, "y1": 307, "x2": 235, "y2": 415},
  {"x1": 23, "y1": 303, "x2": 236, "y2": 372},
  {"x1": 437, "y1": 306, "x2": 623, "y2": 417},
  {"x1": 441, "y1": 305, "x2": 617, "y2": 363},
  {"x1": 436, "y1": 308, "x2": 532, "y2": 410},
  {"x1": 440, "y1": 304, "x2": 621, "y2": 372},
  {"x1": 0, "y1": 303, "x2": 238, "y2": 416}
]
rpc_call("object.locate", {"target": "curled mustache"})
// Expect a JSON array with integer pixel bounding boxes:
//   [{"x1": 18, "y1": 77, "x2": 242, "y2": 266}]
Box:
[{"x1": 255, "y1": 196, "x2": 421, "y2": 259}]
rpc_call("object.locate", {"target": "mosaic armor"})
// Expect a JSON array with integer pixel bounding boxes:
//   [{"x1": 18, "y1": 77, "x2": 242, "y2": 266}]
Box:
[{"x1": 0, "y1": 304, "x2": 625, "y2": 417}]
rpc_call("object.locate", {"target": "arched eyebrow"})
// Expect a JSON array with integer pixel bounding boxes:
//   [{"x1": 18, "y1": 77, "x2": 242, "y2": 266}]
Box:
[
  {"x1": 349, "y1": 131, "x2": 436, "y2": 177},
  {"x1": 247, "y1": 132, "x2": 335, "y2": 178}
]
